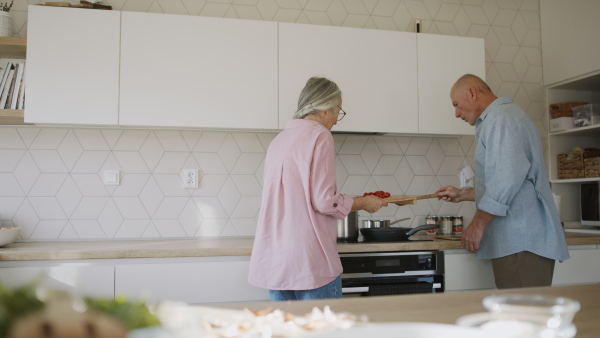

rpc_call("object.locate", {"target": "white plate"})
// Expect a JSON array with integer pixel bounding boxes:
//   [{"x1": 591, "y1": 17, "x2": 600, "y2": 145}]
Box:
[{"x1": 314, "y1": 322, "x2": 498, "y2": 338}]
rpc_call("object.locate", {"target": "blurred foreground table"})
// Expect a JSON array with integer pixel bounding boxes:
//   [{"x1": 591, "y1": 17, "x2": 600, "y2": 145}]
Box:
[{"x1": 217, "y1": 284, "x2": 600, "y2": 337}]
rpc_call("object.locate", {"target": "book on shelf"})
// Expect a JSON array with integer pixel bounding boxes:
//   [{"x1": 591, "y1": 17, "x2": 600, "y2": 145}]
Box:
[
  {"x1": 0, "y1": 65, "x2": 15, "y2": 109},
  {"x1": 16, "y1": 63, "x2": 25, "y2": 110},
  {"x1": 0, "y1": 61, "x2": 13, "y2": 98},
  {"x1": 10, "y1": 62, "x2": 24, "y2": 109}
]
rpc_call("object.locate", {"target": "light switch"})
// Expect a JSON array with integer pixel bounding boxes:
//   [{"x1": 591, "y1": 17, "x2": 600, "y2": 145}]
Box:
[{"x1": 103, "y1": 170, "x2": 120, "y2": 185}]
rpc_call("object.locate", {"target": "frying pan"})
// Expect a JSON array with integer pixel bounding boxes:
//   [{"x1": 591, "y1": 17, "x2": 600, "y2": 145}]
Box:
[{"x1": 360, "y1": 224, "x2": 439, "y2": 242}]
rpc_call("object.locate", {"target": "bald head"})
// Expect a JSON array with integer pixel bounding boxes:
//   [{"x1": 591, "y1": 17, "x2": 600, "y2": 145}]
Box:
[
  {"x1": 452, "y1": 74, "x2": 492, "y2": 96},
  {"x1": 450, "y1": 74, "x2": 497, "y2": 126}
]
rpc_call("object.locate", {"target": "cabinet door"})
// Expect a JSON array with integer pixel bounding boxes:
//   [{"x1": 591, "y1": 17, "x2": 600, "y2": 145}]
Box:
[
  {"x1": 25, "y1": 6, "x2": 120, "y2": 125},
  {"x1": 279, "y1": 23, "x2": 418, "y2": 134},
  {"x1": 417, "y1": 34, "x2": 485, "y2": 135},
  {"x1": 552, "y1": 246, "x2": 600, "y2": 286},
  {"x1": 115, "y1": 259, "x2": 269, "y2": 304},
  {"x1": 444, "y1": 251, "x2": 496, "y2": 292},
  {"x1": 541, "y1": 0, "x2": 600, "y2": 86},
  {"x1": 120, "y1": 12, "x2": 278, "y2": 130},
  {"x1": 0, "y1": 265, "x2": 114, "y2": 299}
]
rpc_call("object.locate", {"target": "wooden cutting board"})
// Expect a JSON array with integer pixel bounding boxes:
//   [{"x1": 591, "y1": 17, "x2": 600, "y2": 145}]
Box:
[
  {"x1": 435, "y1": 235, "x2": 462, "y2": 241},
  {"x1": 384, "y1": 193, "x2": 438, "y2": 204}
]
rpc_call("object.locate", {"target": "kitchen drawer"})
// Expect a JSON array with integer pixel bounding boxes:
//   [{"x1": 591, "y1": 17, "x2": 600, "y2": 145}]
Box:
[{"x1": 115, "y1": 257, "x2": 269, "y2": 304}]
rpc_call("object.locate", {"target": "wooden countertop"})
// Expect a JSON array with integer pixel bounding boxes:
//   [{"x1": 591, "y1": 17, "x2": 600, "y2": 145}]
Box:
[
  {"x1": 216, "y1": 283, "x2": 600, "y2": 338},
  {"x1": 1, "y1": 232, "x2": 599, "y2": 261}
]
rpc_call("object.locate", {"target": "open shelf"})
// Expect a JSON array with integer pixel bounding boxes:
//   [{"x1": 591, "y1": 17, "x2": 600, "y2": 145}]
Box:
[
  {"x1": 0, "y1": 37, "x2": 27, "y2": 125},
  {"x1": 0, "y1": 37, "x2": 26, "y2": 59},
  {"x1": 550, "y1": 124, "x2": 600, "y2": 137},
  {"x1": 0, "y1": 109, "x2": 30, "y2": 125}
]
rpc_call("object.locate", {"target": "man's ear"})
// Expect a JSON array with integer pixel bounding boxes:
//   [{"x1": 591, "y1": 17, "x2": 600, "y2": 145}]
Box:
[{"x1": 469, "y1": 87, "x2": 477, "y2": 101}]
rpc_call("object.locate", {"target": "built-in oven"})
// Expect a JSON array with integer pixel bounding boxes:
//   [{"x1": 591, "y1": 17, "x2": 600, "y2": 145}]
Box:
[{"x1": 340, "y1": 251, "x2": 444, "y2": 297}]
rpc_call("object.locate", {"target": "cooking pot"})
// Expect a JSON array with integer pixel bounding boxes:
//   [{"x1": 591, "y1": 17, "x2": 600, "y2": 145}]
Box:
[
  {"x1": 337, "y1": 211, "x2": 359, "y2": 243},
  {"x1": 360, "y1": 224, "x2": 439, "y2": 242},
  {"x1": 362, "y1": 217, "x2": 411, "y2": 228}
]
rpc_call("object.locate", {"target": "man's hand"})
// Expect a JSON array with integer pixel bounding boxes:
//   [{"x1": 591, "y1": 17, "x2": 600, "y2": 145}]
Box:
[
  {"x1": 435, "y1": 186, "x2": 474, "y2": 203},
  {"x1": 461, "y1": 221, "x2": 485, "y2": 252},
  {"x1": 461, "y1": 210, "x2": 495, "y2": 252}
]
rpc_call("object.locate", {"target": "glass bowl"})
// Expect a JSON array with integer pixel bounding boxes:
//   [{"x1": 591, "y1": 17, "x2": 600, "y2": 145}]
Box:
[
  {"x1": 482, "y1": 294, "x2": 580, "y2": 328},
  {"x1": 456, "y1": 312, "x2": 577, "y2": 338}
]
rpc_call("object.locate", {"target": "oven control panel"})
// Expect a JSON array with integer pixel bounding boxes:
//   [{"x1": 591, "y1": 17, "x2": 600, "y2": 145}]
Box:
[{"x1": 340, "y1": 251, "x2": 444, "y2": 276}]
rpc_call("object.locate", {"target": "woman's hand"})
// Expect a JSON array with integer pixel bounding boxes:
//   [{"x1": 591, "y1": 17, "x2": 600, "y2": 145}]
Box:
[{"x1": 351, "y1": 195, "x2": 388, "y2": 213}]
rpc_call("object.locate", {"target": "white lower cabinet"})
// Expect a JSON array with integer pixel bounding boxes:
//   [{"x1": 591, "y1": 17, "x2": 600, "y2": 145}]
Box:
[
  {"x1": 444, "y1": 250, "x2": 496, "y2": 292},
  {"x1": 0, "y1": 264, "x2": 114, "y2": 298},
  {"x1": 552, "y1": 245, "x2": 600, "y2": 286},
  {"x1": 115, "y1": 257, "x2": 269, "y2": 304},
  {"x1": 444, "y1": 246, "x2": 600, "y2": 292}
]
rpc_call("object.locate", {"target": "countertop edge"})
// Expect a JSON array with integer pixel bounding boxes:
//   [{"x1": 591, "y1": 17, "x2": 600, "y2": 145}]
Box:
[{"x1": 0, "y1": 233, "x2": 598, "y2": 262}]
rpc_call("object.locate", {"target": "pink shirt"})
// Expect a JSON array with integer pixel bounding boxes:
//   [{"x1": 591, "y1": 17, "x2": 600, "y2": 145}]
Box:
[{"x1": 248, "y1": 119, "x2": 353, "y2": 290}]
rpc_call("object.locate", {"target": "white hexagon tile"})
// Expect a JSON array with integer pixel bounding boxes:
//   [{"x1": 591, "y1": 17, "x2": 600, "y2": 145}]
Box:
[{"x1": 1, "y1": 0, "x2": 548, "y2": 240}]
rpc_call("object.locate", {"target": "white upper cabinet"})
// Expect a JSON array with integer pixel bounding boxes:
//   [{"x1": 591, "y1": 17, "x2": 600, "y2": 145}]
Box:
[
  {"x1": 279, "y1": 23, "x2": 419, "y2": 134},
  {"x1": 25, "y1": 6, "x2": 120, "y2": 125},
  {"x1": 417, "y1": 34, "x2": 485, "y2": 135},
  {"x1": 119, "y1": 12, "x2": 278, "y2": 129},
  {"x1": 541, "y1": 0, "x2": 600, "y2": 86}
]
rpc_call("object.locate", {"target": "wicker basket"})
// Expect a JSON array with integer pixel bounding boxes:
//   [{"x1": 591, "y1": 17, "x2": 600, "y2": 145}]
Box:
[
  {"x1": 549, "y1": 102, "x2": 588, "y2": 118},
  {"x1": 584, "y1": 155, "x2": 600, "y2": 178},
  {"x1": 558, "y1": 152, "x2": 584, "y2": 179}
]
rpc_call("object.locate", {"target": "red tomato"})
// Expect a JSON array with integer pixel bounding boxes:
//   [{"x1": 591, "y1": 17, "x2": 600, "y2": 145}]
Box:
[{"x1": 362, "y1": 190, "x2": 391, "y2": 198}]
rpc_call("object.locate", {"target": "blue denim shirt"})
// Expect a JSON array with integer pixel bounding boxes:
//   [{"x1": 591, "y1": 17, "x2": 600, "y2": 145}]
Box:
[{"x1": 474, "y1": 96, "x2": 569, "y2": 261}]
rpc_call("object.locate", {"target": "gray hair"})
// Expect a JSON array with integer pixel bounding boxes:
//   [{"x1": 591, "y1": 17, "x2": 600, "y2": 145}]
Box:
[{"x1": 293, "y1": 77, "x2": 342, "y2": 119}]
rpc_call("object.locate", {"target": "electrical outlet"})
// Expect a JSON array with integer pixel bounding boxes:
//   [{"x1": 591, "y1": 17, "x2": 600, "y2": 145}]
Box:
[
  {"x1": 182, "y1": 169, "x2": 198, "y2": 188},
  {"x1": 460, "y1": 165, "x2": 475, "y2": 188},
  {"x1": 460, "y1": 171, "x2": 473, "y2": 188}
]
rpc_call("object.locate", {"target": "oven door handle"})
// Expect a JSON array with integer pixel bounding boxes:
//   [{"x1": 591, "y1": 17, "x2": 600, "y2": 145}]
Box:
[{"x1": 342, "y1": 286, "x2": 369, "y2": 294}]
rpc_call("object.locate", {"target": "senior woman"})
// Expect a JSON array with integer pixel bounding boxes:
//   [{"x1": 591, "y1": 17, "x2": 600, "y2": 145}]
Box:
[{"x1": 248, "y1": 77, "x2": 388, "y2": 301}]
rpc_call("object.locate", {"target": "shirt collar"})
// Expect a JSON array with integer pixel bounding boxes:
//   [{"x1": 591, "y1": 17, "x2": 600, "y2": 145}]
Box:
[
  {"x1": 477, "y1": 96, "x2": 512, "y2": 123},
  {"x1": 286, "y1": 118, "x2": 327, "y2": 130}
]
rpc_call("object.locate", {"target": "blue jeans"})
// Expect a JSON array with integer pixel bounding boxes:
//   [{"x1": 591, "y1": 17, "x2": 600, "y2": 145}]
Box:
[{"x1": 269, "y1": 275, "x2": 342, "y2": 301}]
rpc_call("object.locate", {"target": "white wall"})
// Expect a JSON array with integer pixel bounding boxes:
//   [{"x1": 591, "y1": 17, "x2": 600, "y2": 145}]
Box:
[{"x1": 0, "y1": 0, "x2": 546, "y2": 241}]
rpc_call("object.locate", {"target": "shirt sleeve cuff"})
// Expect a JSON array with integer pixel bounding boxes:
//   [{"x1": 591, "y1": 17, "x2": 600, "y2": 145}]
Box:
[
  {"x1": 478, "y1": 194, "x2": 509, "y2": 216},
  {"x1": 338, "y1": 194, "x2": 354, "y2": 217}
]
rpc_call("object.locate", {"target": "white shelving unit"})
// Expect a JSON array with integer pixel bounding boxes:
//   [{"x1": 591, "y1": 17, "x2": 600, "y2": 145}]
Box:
[{"x1": 547, "y1": 71, "x2": 600, "y2": 224}]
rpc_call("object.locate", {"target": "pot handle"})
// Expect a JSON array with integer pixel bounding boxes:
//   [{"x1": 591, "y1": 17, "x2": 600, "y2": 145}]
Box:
[
  {"x1": 388, "y1": 217, "x2": 411, "y2": 226},
  {"x1": 406, "y1": 224, "x2": 439, "y2": 236}
]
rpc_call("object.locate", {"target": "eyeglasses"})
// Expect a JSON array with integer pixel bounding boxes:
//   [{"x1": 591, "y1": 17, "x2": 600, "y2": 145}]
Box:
[{"x1": 337, "y1": 106, "x2": 346, "y2": 121}]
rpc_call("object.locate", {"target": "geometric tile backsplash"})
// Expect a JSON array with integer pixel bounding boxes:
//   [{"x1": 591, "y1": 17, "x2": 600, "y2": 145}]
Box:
[
  {"x1": 4, "y1": 0, "x2": 547, "y2": 241},
  {"x1": 0, "y1": 127, "x2": 476, "y2": 241}
]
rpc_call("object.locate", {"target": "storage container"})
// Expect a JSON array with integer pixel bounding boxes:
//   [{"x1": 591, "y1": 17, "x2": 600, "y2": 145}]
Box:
[
  {"x1": 549, "y1": 117, "x2": 574, "y2": 132},
  {"x1": 557, "y1": 152, "x2": 584, "y2": 179},
  {"x1": 558, "y1": 151, "x2": 600, "y2": 179},
  {"x1": 549, "y1": 102, "x2": 587, "y2": 118},
  {"x1": 572, "y1": 103, "x2": 600, "y2": 127},
  {"x1": 584, "y1": 151, "x2": 600, "y2": 178}
]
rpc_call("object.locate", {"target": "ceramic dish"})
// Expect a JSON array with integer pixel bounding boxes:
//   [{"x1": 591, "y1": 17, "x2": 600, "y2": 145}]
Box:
[{"x1": 0, "y1": 227, "x2": 20, "y2": 247}]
